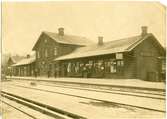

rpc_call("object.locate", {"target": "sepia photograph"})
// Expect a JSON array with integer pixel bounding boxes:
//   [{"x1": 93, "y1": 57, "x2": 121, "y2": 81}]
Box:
[{"x1": 1, "y1": 1, "x2": 166, "y2": 119}]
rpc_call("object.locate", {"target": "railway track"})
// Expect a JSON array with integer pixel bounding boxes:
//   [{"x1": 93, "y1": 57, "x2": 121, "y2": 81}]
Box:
[
  {"x1": 10, "y1": 81, "x2": 165, "y2": 100},
  {"x1": 61, "y1": 83, "x2": 164, "y2": 95},
  {"x1": 1, "y1": 91, "x2": 87, "y2": 119},
  {"x1": 6, "y1": 83, "x2": 165, "y2": 113},
  {"x1": 37, "y1": 83, "x2": 165, "y2": 100},
  {"x1": 45, "y1": 82, "x2": 165, "y2": 95},
  {"x1": 11, "y1": 78, "x2": 165, "y2": 96},
  {"x1": 1, "y1": 100, "x2": 39, "y2": 119}
]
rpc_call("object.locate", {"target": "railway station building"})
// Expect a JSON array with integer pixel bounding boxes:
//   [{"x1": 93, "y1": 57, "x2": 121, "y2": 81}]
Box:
[
  {"x1": 11, "y1": 55, "x2": 35, "y2": 76},
  {"x1": 11, "y1": 26, "x2": 166, "y2": 81}
]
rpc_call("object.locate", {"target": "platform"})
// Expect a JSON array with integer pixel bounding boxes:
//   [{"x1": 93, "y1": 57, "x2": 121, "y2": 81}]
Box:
[{"x1": 6, "y1": 76, "x2": 166, "y2": 91}]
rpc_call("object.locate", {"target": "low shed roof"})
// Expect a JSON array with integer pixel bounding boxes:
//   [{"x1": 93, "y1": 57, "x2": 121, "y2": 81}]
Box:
[
  {"x1": 12, "y1": 57, "x2": 35, "y2": 67},
  {"x1": 55, "y1": 33, "x2": 153, "y2": 61}
]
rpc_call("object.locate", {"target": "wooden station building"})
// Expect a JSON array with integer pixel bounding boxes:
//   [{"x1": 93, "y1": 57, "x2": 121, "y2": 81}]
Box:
[
  {"x1": 11, "y1": 55, "x2": 35, "y2": 76},
  {"x1": 11, "y1": 26, "x2": 166, "y2": 81}
]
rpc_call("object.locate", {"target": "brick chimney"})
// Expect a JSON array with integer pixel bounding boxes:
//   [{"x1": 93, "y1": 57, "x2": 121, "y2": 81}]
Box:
[
  {"x1": 58, "y1": 27, "x2": 64, "y2": 36},
  {"x1": 141, "y1": 26, "x2": 148, "y2": 37},
  {"x1": 27, "y1": 54, "x2": 30, "y2": 58},
  {"x1": 98, "y1": 36, "x2": 103, "y2": 45}
]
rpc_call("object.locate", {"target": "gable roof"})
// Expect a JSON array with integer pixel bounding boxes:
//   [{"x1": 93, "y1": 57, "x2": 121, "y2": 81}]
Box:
[
  {"x1": 7, "y1": 57, "x2": 16, "y2": 64},
  {"x1": 12, "y1": 57, "x2": 35, "y2": 67},
  {"x1": 7, "y1": 55, "x2": 24, "y2": 64},
  {"x1": 11, "y1": 56, "x2": 23, "y2": 63},
  {"x1": 55, "y1": 33, "x2": 164, "y2": 61},
  {"x1": 32, "y1": 31, "x2": 94, "y2": 50}
]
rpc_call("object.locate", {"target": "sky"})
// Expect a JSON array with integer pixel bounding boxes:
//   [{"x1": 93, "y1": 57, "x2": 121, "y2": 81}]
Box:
[{"x1": 2, "y1": 1, "x2": 166, "y2": 55}]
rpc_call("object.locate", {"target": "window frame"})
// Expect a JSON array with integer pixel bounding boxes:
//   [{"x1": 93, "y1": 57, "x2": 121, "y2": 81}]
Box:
[
  {"x1": 117, "y1": 60, "x2": 124, "y2": 67},
  {"x1": 54, "y1": 47, "x2": 58, "y2": 56},
  {"x1": 36, "y1": 51, "x2": 40, "y2": 59},
  {"x1": 45, "y1": 49, "x2": 48, "y2": 57},
  {"x1": 104, "y1": 59, "x2": 117, "y2": 73}
]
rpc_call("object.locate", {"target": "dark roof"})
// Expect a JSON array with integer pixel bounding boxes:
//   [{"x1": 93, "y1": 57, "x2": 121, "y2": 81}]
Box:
[
  {"x1": 32, "y1": 31, "x2": 94, "y2": 50},
  {"x1": 44, "y1": 31, "x2": 94, "y2": 45},
  {"x1": 55, "y1": 33, "x2": 158, "y2": 61},
  {"x1": 7, "y1": 57, "x2": 16, "y2": 66}
]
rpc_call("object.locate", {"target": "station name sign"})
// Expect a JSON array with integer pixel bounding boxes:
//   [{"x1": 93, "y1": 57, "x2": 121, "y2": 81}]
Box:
[{"x1": 116, "y1": 53, "x2": 123, "y2": 59}]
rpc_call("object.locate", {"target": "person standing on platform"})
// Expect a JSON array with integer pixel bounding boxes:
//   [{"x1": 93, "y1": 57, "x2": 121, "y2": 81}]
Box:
[
  {"x1": 34, "y1": 68, "x2": 38, "y2": 78},
  {"x1": 48, "y1": 70, "x2": 51, "y2": 78}
]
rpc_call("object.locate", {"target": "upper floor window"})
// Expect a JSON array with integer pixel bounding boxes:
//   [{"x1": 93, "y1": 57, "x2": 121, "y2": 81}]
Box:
[
  {"x1": 54, "y1": 47, "x2": 57, "y2": 56},
  {"x1": 44, "y1": 39, "x2": 47, "y2": 43},
  {"x1": 45, "y1": 49, "x2": 48, "y2": 57},
  {"x1": 37, "y1": 51, "x2": 40, "y2": 58}
]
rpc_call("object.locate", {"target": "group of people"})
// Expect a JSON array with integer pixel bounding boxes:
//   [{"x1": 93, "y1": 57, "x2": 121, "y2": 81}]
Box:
[
  {"x1": 33, "y1": 63, "x2": 106, "y2": 78},
  {"x1": 33, "y1": 67, "x2": 59, "y2": 78}
]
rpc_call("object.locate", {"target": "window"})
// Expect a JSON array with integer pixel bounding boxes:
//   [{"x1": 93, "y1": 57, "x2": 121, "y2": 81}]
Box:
[
  {"x1": 93, "y1": 60, "x2": 104, "y2": 73},
  {"x1": 89, "y1": 60, "x2": 93, "y2": 66},
  {"x1": 67, "y1": 62, "x2": 71, "y2": 73},
  {"x1": 98, "y1": 60, "x2": 104, "y2": 71},
  {"x1": 162, "y1": 60, "x2": 166, "y2": 73},
  {"x1": 110, "y1": 61, "x2": 116, "y2": 73},
  {"x1": 54, "y1": 47, "x2": 57, "y2": 56},
  {"x1": 105, "y1": 59, "x2": 116, "y2": 73},
  {"x1": 79, "y1": 63, "x2": 84, "y2": 72},
  {"x1": 45, "y1": 49, "x2": 48, "y2": 57},
  {"x1": 85, "y1": 60, "x2": 93, "y2": 68},
  {"x1": 75, "y1": 62, "x2": 80, "y2": 73},
  {"x1": 44, "y1": 39, "x2": 47, "y2": 43},
  {"x1": 42, "y1": 61, "x2": 45, "y2": 65},
  {"x1": 116, "y1": 60, "x2": 124, "y2": 74},
  {"x1": 71, "y1": 63, "x2": 75, "y2": 72},
  {"x1": 104, "y1": 60, "x2": 110, "y2": 72},
  {"x1": 117, "y1": 60, "x2": 124, "y2": 67},
  {"x1": 24, "y1": 66, "x2": 27, "y2": 76},
  {"x1": 37, "y1": 51, "x2": 40, "y2": 58}
]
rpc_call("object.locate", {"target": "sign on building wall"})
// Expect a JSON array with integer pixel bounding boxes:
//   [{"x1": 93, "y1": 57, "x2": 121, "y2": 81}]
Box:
[
  {"x1": 140, "y1": 52, "x2": 153, "y2": 57},
  {"x1": 116, "y1": 53, "x2": 123, "y2": 59}
]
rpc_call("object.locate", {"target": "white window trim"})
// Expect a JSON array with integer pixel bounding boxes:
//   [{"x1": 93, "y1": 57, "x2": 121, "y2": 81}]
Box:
[
  {"x1": 54, "y1": 47, "x2": 57, "y2": 56},
  {"x1": 45, "y1": 49, "x2": 48, "y2": 57}
]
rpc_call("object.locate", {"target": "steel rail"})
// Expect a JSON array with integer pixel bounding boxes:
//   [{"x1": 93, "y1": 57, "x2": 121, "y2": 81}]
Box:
[
  {"x1": 48, "y1": 82, "x2": 165, "y2": 96},
  {"x1": 1, "y1": 99, "x2": 38, "y2": 119},
  {"x1": 37, "y1": 83, "x2": 165, "y2": 100},
  {"x1": 1, "y1": 91, "x2": 87, "y2": 119},
  {"x1": 6, "y1": 84, "x2": 165, "y2": 113}
]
